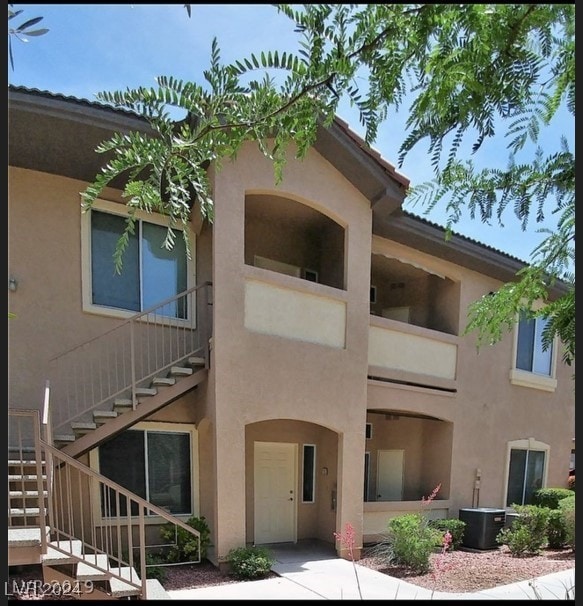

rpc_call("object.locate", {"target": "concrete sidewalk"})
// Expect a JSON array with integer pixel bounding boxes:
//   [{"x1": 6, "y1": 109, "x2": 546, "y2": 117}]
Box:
[{"x1": 167, "y1": 541, "x2": 575, "y2": 601}]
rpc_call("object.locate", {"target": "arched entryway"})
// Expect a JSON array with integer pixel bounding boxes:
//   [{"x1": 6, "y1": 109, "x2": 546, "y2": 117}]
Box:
[{"x1": 246, "y1": 419, "x2": 339, "y2": 547}]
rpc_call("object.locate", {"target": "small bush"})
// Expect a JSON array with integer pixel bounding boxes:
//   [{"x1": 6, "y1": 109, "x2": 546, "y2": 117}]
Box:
[
  {"x1": 558, "y1": 494, "x2": 575, "y2": 550},
  {"x1": 428, "y1": 518, "x2": 466, "y2": 550},
  {"x1": 144, "y1": 552, "x2": 168, "y2": 583},
  {"x1": 384, "y1": 513, "x2": 442, "y2": 574},
  {"x1": 546, "y1": 508, "x2": 568, "y2": 549},
  {"x1": 227, "y1": 546, "x2": 274, "y2": 580},
  {"x1": 496, "y1": 504, "x2": 549, "y2": 556},
  {"x1": 533, "y1": 487, "x2": 574, "y2": 509},
  {"x1": 160, "y1": 515, "x2": 211, "y2": 563}
]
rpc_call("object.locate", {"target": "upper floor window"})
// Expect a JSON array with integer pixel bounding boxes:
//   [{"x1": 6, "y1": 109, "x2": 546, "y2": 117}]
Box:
[
  {"x1": 509, "y1": 311, "x2": 557, "y2": 392},
  {"x1": 516, "y1": 313, "x2": 553, "y2": 376},
  {"x1": 82, "y1": 200, "x2": 194, "y2": 320}
]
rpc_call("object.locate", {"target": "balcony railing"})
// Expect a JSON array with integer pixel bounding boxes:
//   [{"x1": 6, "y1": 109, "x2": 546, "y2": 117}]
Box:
[
  {"x1": 368, "y1": 315, "x2": 458, "y2": 389},
  {"x1": 49, "y1": 282, "x2": 212, "y2": 435}
]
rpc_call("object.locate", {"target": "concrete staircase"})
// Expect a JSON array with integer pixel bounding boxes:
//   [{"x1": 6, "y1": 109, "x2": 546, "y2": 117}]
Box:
[
  {"x1": 8, "y1": 460, "x2": 172, "y2": 599},
  {"x1": 55, "y1": 356, "x2": 207, "y2": 459},
  {"x1": 9, "y1": 295, "x2": 210, "y2": 599},
  {"x1": 8, "y1": 458, "x2": 48, "y2": 532},
  {"x1": 9, "y1": 535, "x2": 171, "y2": 599}
]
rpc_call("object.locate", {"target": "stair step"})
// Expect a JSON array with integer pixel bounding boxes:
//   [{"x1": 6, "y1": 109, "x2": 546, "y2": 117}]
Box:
[
  {"x1": 113, "y1": 398, "x2": 133, "y2": 411},
  {"x1": 8, "y1": 474, "x2": 47, "y2": 482},
  {"x1": 10, "y1": 507, "x2": 46, "y2": 517},
  {"x1": 146, "y1": 578, "x2": 173, "y2": 600},
  {"x1": 54, "y1": 434, "x2": 76, "y2": 444},
  {"x1": 188, "y1": 356, "x2": 205, "y2": 366},
  {"x1": 43, "y1": 540, "x2": 83, "y2": 565},
  {"x1": 76, "y1": 554, "x2": 111, "y2": 581},
  {"x1": 93, "y1": 410, "x2": 118, "y2": 425},
  {"x1": 9, "y1": 490, "x2": 48, "y2": 497},
  {"x1": 71, "y1": 422, "x2": 97, "y2": 434},
  {"x1": 135, "y1": 387, "x2": 157, "y2": 397},
  {"x1": 152, "y1": 376, "x2": 176, "y2": 387},
  {"x1": 8, "y1": 526, "x2": 50, "y2": 547},
  {"x1": 8, "y1": 460, "x2": 44, "y2": 466},
  {"x1": 170, "y1": 366, "x2": 193, "y2": 377},
  {"x1": 108, "y1": 567, "x2": 142, "y2": 598}
]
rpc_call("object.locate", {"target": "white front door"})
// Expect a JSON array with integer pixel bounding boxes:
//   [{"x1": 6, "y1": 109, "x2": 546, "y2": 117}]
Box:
[
  {"x1": 377, "y1": 449, "x2": 404, "y2": 501},
  {"x1": 254, "y1": 442, "x2": 297, "y2": 544}
]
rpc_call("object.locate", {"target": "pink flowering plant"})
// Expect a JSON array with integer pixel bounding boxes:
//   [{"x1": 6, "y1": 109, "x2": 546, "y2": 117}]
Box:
[
  {"x1": 430, "y1": 529, "x2": 453, "y2": 591},
  {"x1": 334, "y1": 522, "x2": 363, "y2": 599}
]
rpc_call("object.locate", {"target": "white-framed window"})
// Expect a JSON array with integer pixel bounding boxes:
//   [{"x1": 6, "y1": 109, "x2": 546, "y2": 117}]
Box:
[
  {"x1": 302, "y1": 444, "x2": 316, "y2": 503},
  {"x1": 81, "y1": 199, "x2": 195, "y2": 320},
  {"x1": 365, "y1": 423, "x2": 373, "y2": 439},
  {"x1": 516, "y1": 313, "x2": 553, "y2": 375},
  {"x1": 302, "y1": 268, "x2": 319, "y2": 283},
  {"x1": 504, "y1": 438, "x2": 549, "y2": 508},
  {"x1": 90, "y1": 422, "x2": 198, "y2": 520},
  {"x1": 364, "y1": 451, "x2": 370, "y2": 502},
  {"x1": 510, "y1": 311, "x2": 557, "y2": 391}
]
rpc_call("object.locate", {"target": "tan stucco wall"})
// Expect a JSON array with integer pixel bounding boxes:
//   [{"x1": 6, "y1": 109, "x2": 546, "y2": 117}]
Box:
[
  {"x1": 9, "y1": 138, "x2": 574, "y2": 567},
  {"x1": 366, "y1": 237, "x2": 575, "y2": 516},
  {"x1": 210, "y1": 143, "x2": 371, "y2": 561}
]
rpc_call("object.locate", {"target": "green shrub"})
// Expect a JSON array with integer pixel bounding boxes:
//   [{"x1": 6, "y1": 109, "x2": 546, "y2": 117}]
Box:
[
  {"x1": 144, "y1": 552, "x2": 168, "y2": 583},
  {"x1": 496, "y1": 505, "x2": 549, "y2": 555},
  {"x1": 227, "y1": 546, "x2": 274, "y2": 580},
  {"x1": 384, "y1": 513, "x2": 442, "y2": 574},
  {"x1": 558, "y1": 495, "x2": 575, "y2": 549},
  {"x1": 160, "y1": 515, "x2": 211, "y2": 563},
  {"x1": 546, "y1": 508, "x2": 568, "y2": 549},
  {"x1": 533, "y1": 487, "x2": 574, "y2": 509},
  {"x1": 428, "y1": 518, "x2": 466, "y2": 550}
]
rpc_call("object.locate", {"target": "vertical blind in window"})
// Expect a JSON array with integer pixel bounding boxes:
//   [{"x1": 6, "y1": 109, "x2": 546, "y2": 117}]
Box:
[
  {"x1": 506, "y1": 448, "x2": 545, "y2": 507},
  {"x1": 91, "y1": 211, "x2": 188, "y2": 317},
  {"x1": 99, "y1": 429, "x2": 192, "y2": 516}
]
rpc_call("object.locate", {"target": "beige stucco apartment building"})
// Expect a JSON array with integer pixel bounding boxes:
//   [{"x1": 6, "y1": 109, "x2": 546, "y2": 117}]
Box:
[{"x1": 8, "y1": 86, "x2": 574, "y2": 567}]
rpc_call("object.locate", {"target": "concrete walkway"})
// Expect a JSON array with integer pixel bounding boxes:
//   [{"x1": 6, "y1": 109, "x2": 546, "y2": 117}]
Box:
[{"x1": 167, "y1": 541, "x2": 575, "y2": 601}]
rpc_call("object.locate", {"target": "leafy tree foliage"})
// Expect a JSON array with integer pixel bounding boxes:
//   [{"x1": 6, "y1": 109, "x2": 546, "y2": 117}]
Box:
[
  {"x1": 8, "y1": 5, "x2": 49, "y2": 70},
  {"x1": 80, "y1": 4, "x2": 574, "y2": 366}
]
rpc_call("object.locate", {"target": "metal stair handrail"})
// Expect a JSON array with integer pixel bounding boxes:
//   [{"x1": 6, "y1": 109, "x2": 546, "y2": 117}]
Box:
[
  {"x1": 9, "y1": 409, "x2": 203, "y2": 600},
  {"x1": 49, "y1": 281, "x2": 212, "y2": 435}
]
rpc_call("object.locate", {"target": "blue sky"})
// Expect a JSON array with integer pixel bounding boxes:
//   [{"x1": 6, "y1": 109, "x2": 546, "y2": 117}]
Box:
[{"x1": 8, "y1": 4, "x2": 574, "y2": 263}]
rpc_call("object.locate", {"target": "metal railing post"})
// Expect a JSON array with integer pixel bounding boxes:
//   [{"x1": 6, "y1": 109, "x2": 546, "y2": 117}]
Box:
[
  {"x1": 138, "y1": 508, "x2": 147, "y2": 599},
  {"x1": 42, "y1": 380, "x2": 55, "y2": 534},
  {"x1": 130, "y1": 319, "x2": 137, "y2": 410},
  {"x1": 33, "y1": 410, "x2": 48, "y2": 554}
]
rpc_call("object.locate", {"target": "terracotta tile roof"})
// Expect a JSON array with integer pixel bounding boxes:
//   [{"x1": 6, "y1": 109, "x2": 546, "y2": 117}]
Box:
[
  {"x1": 8, "y1": 85, "x2": 528, "y2": 266},
  {"x1": 333, "y1": 115, "x2": 410, "y2": 189}
]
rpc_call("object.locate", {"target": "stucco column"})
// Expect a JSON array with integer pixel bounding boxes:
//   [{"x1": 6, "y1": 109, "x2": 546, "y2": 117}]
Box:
[
  {"x1": 335, "y1": 429, "x2": 366, "y2": 560},
  {"x1": 207, "y1": 161, "x2": 249, "y2": 568},
  {"x1": 212, "y1": 414, "x2": 246, "y2": 567}
]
